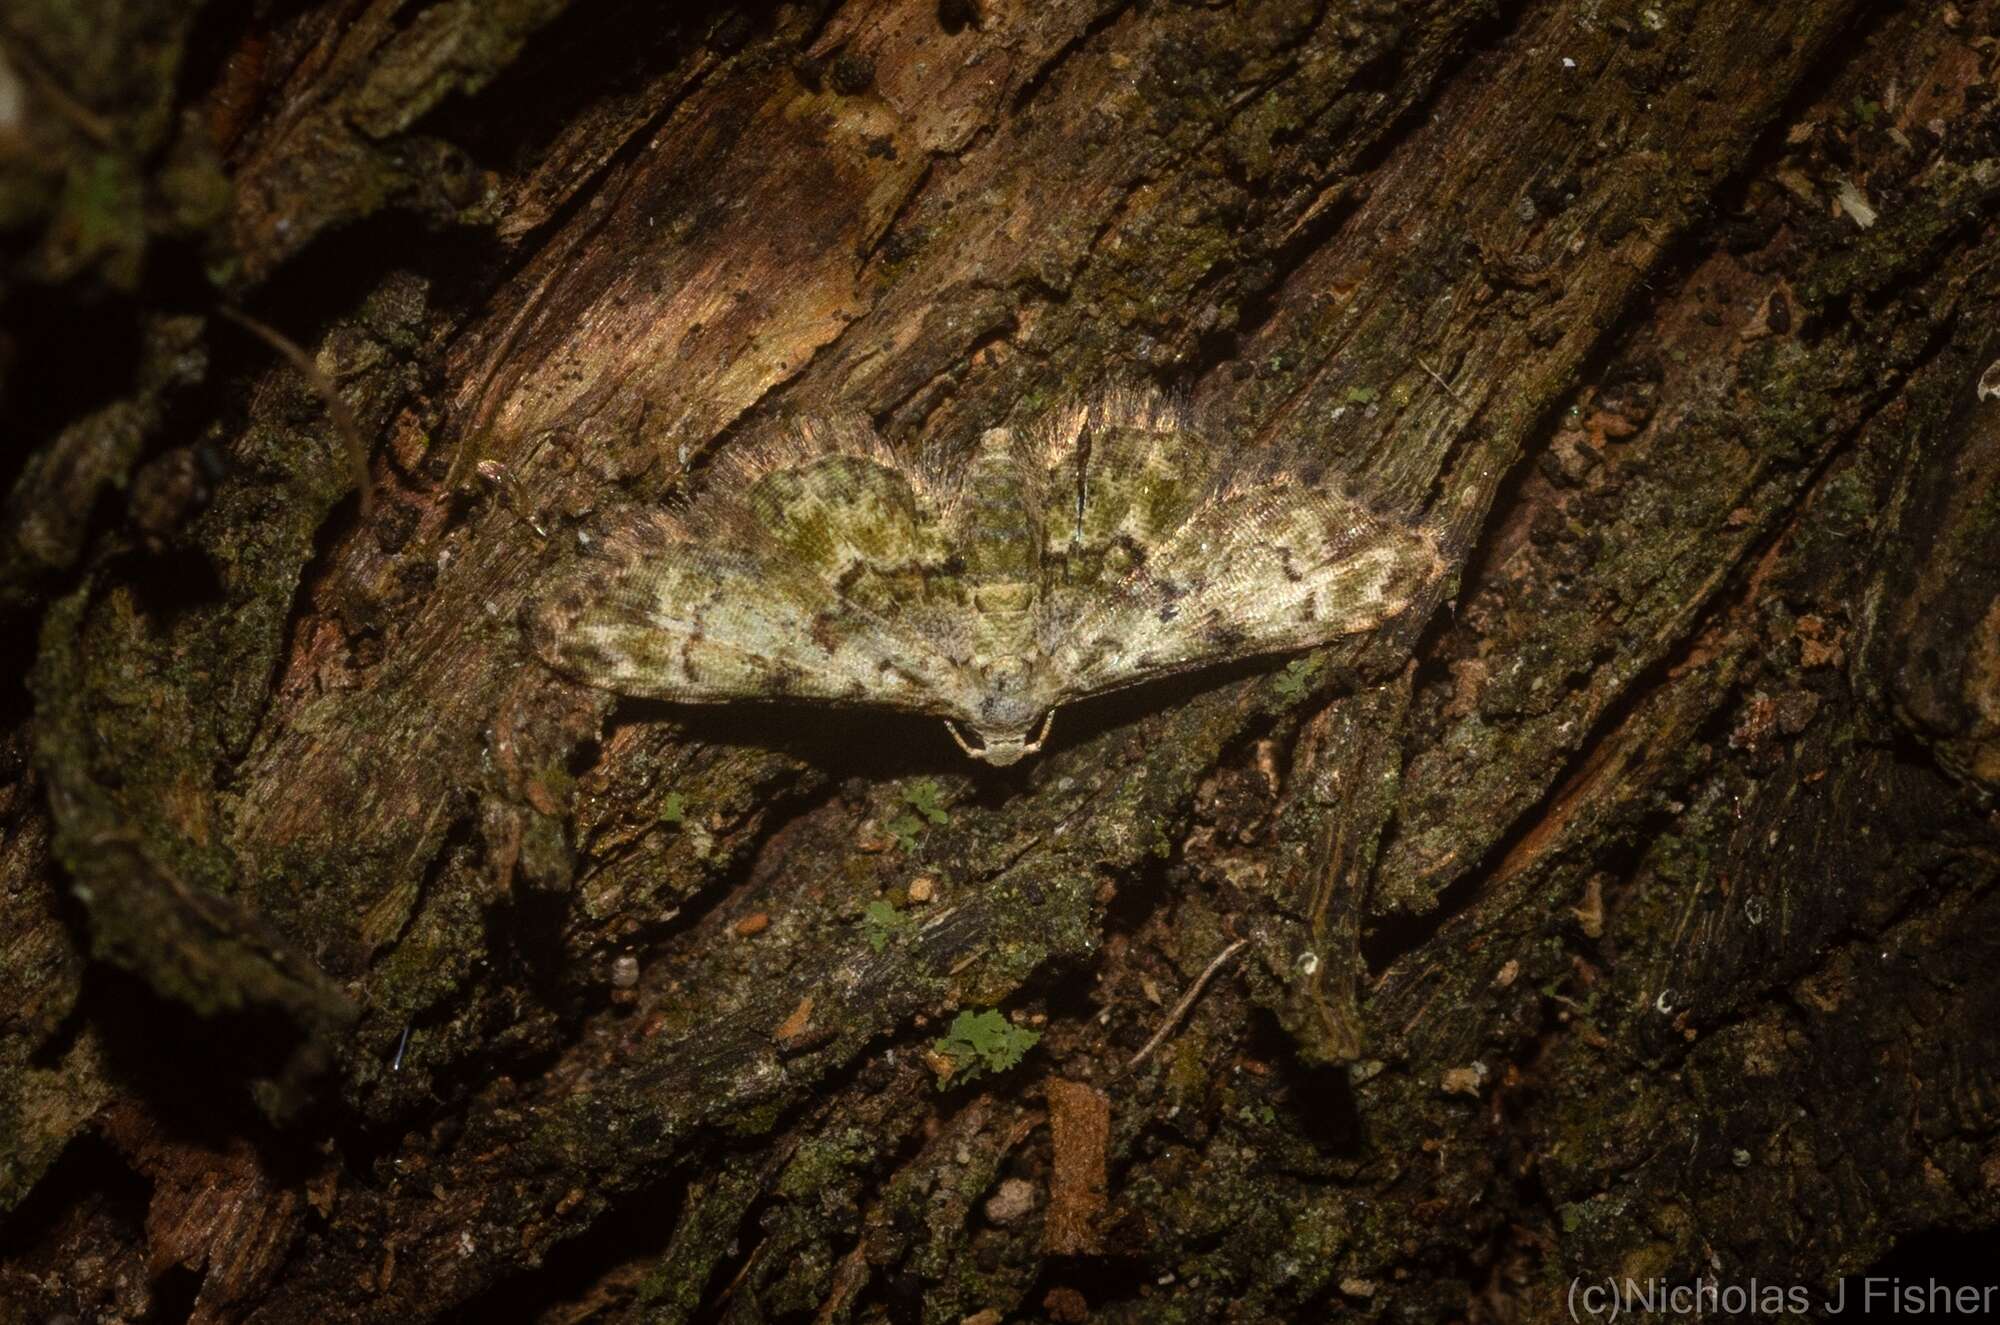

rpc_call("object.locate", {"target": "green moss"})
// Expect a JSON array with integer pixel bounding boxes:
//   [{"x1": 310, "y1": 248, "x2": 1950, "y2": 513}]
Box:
[
  {"x1": 775, "y1": 1128, "x2": 873, "y2": 1200},
  {"x1": 721, "y1": 1098, "x2": 787, "y2": 1137},
  {"x1": 861, "y1": 899, "x2": 911, "y2": 952},
  {"x1": 1272, "y1": 655, "x2": 1324, "y2": 702},
  {"x1": 931, "y1": 1009, "x2": 1039, "y2": 1087},
  {"x1": 905, "y1": 778, "x2": 950, "y2": 823},
  {"x1": 888, "y1": 776, "x2": 952, "y2": 850}
]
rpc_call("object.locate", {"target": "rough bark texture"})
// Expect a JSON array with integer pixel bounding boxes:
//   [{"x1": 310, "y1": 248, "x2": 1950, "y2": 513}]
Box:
[{"x1": 4, "y1": 1, "x2": 1999, "y2": 1322}]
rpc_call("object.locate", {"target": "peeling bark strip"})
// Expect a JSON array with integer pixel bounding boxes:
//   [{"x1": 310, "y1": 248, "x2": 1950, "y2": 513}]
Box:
[
  {"x1": 1042, "y1": 1078, "x2": 1110, "y2": 1257},
  {"x1": 5, "y1": 0, "x2": 2000, "y2": 1321},
  {"x1": 97, "y1": 1104, "x2": 304, "y2": 1324}
]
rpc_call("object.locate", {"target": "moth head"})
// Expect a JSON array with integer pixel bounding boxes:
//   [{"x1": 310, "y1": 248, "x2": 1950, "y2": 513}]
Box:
[{"x1": 947, "y1": 711, "x2": 1055, "y2": 766}]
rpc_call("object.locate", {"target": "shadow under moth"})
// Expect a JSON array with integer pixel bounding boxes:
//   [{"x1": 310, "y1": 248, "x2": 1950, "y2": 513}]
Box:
[{"x1": 531, "y1": 393, "x2": 1445, "y2": 764}]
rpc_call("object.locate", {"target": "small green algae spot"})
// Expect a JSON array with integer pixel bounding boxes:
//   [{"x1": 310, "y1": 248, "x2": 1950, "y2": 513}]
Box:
[
  {"x1": 1343, "y1": 385, "x2": 1379, "y2": 405},
  {"x1": 1272, "y1": 656, "x2": 1324, "y2": 702},
  {"x1": 860, "y1": 900, "x2": 911, "y2": 952}
]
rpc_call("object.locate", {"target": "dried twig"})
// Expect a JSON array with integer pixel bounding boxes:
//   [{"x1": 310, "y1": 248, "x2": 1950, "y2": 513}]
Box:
[
  {"x1": 1126, "y1": 937, "x2": 1249, "y2": 1072},
  {"x1": 1416, "y1": 357, "x2": 1468, "y2": 406}
]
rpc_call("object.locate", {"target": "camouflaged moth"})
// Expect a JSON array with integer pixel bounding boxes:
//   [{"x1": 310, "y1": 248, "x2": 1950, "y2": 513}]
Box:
[{"x1": 531, "y1": 393, "x2": 1443, "y2": 764}]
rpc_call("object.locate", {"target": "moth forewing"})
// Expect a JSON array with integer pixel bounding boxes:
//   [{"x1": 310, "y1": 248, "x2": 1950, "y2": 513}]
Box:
[
  {"x1": 531, "y1": 422, "x2": 982, "y2": 720},
  {"x1": 1044, "y1": 475, "x2": 1443, "y2": 704}
]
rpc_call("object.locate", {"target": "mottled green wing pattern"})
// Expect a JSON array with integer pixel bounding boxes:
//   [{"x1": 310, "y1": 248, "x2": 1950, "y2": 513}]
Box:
[
  {"x1": 1045, "y1": 473, "x2": 1442, "y2": 700},
  {"x1": 532, "y1": 427, "x2": 983, "y2": 719},
  {"x1": 1039, "y1": 411, "x2": 1224, "y2": 607},
  {"x1": 532, "y1": 396, "x2": 1445, "y2": 764}
]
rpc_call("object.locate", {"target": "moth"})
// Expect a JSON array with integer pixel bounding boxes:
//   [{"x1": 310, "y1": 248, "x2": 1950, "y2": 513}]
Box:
[{"x1": 531, "y1": 394, "x2": 1443, "y2": 764}]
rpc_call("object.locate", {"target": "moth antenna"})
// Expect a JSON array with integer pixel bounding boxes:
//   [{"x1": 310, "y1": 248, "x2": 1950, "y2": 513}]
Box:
[{"x1": 220, "y1": 305, "x2": 375, "y2": 518}]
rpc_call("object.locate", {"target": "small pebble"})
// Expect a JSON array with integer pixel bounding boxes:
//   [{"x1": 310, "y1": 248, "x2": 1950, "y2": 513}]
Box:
[{"x1": 983, "y1": 1177, "x2": 1037, "y2": 1225}]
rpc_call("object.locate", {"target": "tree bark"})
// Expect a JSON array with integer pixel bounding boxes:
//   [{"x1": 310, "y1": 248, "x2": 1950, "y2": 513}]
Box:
[{"x1": 4, "y1": 1, "x2": 1999, "y2": 1321}]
